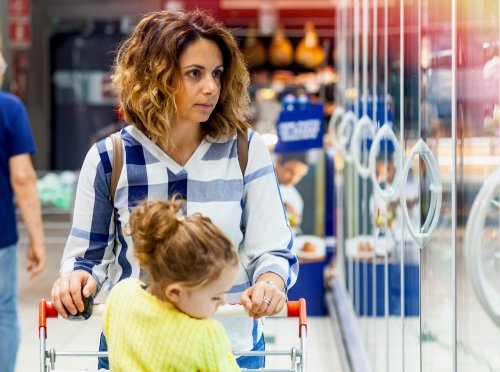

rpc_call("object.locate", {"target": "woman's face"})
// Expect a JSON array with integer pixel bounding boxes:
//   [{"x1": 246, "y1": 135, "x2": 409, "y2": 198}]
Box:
[{"x1": 174, "y1": 38, "x2": 224, "y2": 127}]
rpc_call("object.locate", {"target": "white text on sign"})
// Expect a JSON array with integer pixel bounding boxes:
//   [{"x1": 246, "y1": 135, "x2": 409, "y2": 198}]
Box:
[{"x1": 278, "y1": 119, "x2": 321, "y2": 142}]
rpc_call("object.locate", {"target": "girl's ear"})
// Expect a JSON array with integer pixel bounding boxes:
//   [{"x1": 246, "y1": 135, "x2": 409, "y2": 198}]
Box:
[{"x1": 165, "y1": 284, "x2": 183, "y2": 303}]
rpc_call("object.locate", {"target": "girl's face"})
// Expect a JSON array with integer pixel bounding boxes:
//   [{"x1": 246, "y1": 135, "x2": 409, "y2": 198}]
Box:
[
  {"x1": 174, "y1": 38, "x2": 224, "y2": 127},
  {"x1": 176, "y1": 265, "x2": 238, "y2": 319}
]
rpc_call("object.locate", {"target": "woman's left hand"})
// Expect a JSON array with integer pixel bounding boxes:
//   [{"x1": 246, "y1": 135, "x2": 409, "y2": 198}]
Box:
[{"x1": 241, "y1": 274, "x2": 287, "y2": 319}]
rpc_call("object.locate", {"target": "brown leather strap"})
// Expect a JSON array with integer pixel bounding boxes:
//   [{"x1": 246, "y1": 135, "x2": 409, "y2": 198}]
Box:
[
  {"x1": 237, "y1": 129, "x2": 248, "y2": 176},
  {"x1": 109, "y1": 132, "x2": 123, "y2": 202}
]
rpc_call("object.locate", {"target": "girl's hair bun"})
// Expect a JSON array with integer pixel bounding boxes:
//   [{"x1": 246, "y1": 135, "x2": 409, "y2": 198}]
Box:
[
  {"x1": 128, "y1": 199, "x2": 184, "y2": 267},
  {"x1": 128, "y1": 197, "x2": 238, "y2": 291}
]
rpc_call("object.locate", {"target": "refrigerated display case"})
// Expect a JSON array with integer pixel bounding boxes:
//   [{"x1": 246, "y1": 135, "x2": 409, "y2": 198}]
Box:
[{"x1": 326, "y1": 0, "x2": 500, "y2": 371}]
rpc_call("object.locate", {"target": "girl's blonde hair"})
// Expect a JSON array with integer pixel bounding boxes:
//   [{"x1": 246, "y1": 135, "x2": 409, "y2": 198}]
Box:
[
  {"x1": 112, "y1": 9, "x2": 251, "y2": 148},
  {"x1": 128, "y1": 199, "x2": 238, "y2": 293}
]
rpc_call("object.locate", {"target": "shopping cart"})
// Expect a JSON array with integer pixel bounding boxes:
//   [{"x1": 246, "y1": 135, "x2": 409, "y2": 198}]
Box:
[{"x1": 39, "y1": 298, "x2": 307, "y2": 372}]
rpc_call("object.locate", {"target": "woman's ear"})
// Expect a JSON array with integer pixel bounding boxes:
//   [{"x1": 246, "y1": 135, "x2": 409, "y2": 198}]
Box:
[{"x1": 165, "y1": 284, "x2": 183, "y2": 303}]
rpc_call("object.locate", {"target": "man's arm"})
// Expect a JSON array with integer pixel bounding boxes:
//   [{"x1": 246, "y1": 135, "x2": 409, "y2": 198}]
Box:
[{"x1": 9, "y1": 153, "x2": 46, "y2": 278}]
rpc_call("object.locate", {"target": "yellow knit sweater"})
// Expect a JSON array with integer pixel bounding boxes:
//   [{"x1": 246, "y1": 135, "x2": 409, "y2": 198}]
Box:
[{"x1": 103, "y1": 278, "x2": 240, "y2": 371}]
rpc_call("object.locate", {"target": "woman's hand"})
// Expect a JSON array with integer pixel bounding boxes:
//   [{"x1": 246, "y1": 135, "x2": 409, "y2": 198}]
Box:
[
  {"x1": 51, "y1": 270, "x2": 97, "y2": 319},
  {"x1": 241, "y1": 273, "x2": 287, "y2": 319}
]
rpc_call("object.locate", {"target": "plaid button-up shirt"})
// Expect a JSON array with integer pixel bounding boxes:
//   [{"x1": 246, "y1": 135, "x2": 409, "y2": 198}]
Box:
[{"x1": 61, "y1": 125, "x2": 298, "y2": 351}]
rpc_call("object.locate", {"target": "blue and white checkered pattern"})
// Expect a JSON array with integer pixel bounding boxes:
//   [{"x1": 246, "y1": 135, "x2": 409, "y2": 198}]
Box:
[{"x1": 61, "y1": 125, "x2": 298, "y2": 351}]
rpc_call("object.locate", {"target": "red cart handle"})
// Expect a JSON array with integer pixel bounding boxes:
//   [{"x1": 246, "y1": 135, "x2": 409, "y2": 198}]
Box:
[
  {"x1": 287, "y1": 298, "x2": 307, "y2": 337},
  {"x1": 38, "y1": 298, "x2": 308, "y2": 338},
  {"x1": 206, "y1": 299, "x2": 308, "y2": 337},
  {"x1": 38, "y1": 299, "x2": 59, "y2": 339}
]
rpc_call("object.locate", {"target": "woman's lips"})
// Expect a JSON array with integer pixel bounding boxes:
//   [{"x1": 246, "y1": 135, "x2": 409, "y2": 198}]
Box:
[{"x1": 195, "y1": 103, "x2": 213, "y2": 108}]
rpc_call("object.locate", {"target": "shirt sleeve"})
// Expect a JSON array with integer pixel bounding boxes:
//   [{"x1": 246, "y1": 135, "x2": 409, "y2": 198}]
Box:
[
  {"x1": 197, "y1": 320, "x2": 240, "y2": 372},
  {"x1": 60, "y1": 137, "x2": 116, "y2": 290},
  {"x1": 240, "y1": 131, "x2": 299, "y2": 290},
  {"x1": 8, "y1": 99, "x2": 36, "y2": 157}
]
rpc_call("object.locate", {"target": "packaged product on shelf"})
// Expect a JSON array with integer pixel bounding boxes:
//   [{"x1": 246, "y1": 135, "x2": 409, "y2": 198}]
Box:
[{"x1": 37, "y1": 171, "x2": 77, "y2": 210}]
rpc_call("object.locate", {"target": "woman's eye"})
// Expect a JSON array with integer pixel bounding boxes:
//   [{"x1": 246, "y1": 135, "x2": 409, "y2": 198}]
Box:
[
  {"x1": 187, "y1": 69, "x2": 201, "y2": 78},
  {"x1": 212, "y1": 297, "x2": 221, "y2": 301},
  {"x1": 212, "y1": 69, "x2": 223, "y2": 79}
]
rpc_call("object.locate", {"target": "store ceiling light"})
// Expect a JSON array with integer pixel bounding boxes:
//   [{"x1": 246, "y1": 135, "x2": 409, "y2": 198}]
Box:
[{"x1": 164, "y1": 0, "x2": 184, "y2": 10}]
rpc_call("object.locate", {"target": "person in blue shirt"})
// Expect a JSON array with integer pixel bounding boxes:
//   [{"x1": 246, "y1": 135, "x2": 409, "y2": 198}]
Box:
[{"x1": 0, "y1": 49, "x2": 46, "y2": 372}]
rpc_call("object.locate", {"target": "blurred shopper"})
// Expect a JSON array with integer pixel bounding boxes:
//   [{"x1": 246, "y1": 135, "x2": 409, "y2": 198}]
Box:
[
  {"x1": 274, "y1": 154, "x2": 309, "y2": 233},
  {"x1": 370, "y1": 151, "x2": 419, "y2": 261},
  {"x1": 0, "y1": 50, "x2": 46, "y2": 372},
  {"x1": 104, "y1": 199, "x2": 241, "y2": 371},
  {"x1": 50, "y1": 9, "x2": 297, "y2": 369}
]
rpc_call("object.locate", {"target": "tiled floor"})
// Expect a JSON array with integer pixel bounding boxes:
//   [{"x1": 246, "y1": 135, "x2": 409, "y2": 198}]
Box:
[{"x1": 15, "y1": 231, "x2": 341, "y2": 372}]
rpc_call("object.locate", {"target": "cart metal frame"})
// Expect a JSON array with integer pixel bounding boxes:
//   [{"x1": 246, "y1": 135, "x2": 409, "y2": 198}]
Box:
[{"x1": 38, "y1": 298, "x2": 308, "y2": 372}]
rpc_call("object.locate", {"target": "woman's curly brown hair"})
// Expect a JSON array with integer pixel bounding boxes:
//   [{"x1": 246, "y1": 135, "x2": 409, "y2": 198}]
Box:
[
  {"x1": 112, "y1": 9, "x2": 251, "y2": 148},
  {"x1": 128, "y1": 199, "x2": 238, "y2": 296}
]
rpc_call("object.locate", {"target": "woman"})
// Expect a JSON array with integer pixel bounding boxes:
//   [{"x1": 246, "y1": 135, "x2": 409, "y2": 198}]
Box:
[{"x1": 51, "y1": 9, "x2": 298, "y2": 369}]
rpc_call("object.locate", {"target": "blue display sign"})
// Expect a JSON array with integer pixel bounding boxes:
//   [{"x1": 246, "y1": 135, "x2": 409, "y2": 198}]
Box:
[
  {"x1": 347, "y1": 96, "x2": 394, "y2": 125},
  {"x1": 274, "y1": 103, "x2": 324, "y2": 153}
]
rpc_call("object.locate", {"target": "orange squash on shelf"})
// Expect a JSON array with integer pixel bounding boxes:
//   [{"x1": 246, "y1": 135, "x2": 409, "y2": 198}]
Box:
[
  {"x1": 269, "y1": 24, "x2": 293, "y2": 67},
  {"x1": 295, "y1": 22, "x2": 325, "y2": 69},
  {"x1": 242, "y1": 23, "x2": 267, "y2": 68}
]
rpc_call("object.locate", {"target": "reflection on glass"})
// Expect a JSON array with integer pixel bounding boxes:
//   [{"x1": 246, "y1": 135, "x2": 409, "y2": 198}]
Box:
[
  {"x1": 458, "y1": 0, "x2": 500, "y2": 370},
  {"x1": 331, "y1": 0, "x2": 500, "y2": 370},
  {"x1": 482, "y1": 205, "x2": 500, "y2": 297}
]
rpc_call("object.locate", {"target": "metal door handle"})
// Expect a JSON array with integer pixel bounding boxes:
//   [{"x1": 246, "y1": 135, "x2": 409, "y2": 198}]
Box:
[
  {"x1": 400, "y1": 139, "x2": 442, "y2": 248},
  {"x1": 338, "y1": 111, "x2": 357, "y2": 163},
  {"x1": 328, "y1": 106, "x2": 346, "y2": 153},
  {"x1": 368, "y1": 123, "x2": 401, "y2": 201},
  {"x1": 351, "y1": 115, "x2": 376, "y2": 179},
  {"x1": 465, "y1": 168, "x2": 500, "y2": 327}
]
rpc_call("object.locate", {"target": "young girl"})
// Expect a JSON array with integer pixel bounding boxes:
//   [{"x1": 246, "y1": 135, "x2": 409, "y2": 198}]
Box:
[{"x1": 103, "y1": 199, "x2": 240, "y2": 371}]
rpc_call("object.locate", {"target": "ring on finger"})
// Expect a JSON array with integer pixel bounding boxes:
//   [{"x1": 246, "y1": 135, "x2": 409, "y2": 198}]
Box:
[{"x1": 263, "y1": 296, "x2": 271, "y2": 306}]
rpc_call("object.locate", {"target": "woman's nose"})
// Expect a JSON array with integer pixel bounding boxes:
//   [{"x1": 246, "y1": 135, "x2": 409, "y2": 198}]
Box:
[{"x1": 203, "y1": 75, "x2": 218, "y2": 95}]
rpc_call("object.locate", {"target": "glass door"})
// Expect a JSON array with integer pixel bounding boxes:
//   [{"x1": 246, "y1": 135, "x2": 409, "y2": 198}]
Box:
[
  {"x1": 394, "y1": 0, "x2": 455, "y2": 370},
  {"x1": 331, "y1": 0, "x2": 500, "y2": 370},
  {"x1": 457, "y1": 0, "x2": 500, "y2": 370}
]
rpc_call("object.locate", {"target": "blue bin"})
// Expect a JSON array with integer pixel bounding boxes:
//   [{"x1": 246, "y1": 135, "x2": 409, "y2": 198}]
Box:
[
  {"x1": 347, "y1": 261, "x2": 419, "y2": 317},
  {"x1": 288, "y1": 252, "x2": 333, "y2": 316}
]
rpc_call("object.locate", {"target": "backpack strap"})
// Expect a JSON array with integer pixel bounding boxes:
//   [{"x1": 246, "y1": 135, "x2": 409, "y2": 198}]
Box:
[
  {"x1": 109, "y1": 132, "x2": 123, "y2": 203},
  {"x1": 237, "y1": 129, "x2": 248, "y2": 176}
]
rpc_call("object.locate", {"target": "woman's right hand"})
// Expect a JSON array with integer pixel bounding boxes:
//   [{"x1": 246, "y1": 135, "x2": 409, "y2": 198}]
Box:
[{"x1": 51, "y1": 270, "x2": 97, "y2": 319}]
